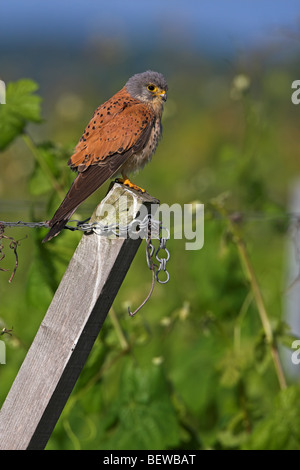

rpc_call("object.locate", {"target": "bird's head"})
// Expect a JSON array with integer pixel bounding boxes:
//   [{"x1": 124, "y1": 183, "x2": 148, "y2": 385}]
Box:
[{"x1": 125, "y1": 71, "x2": 168, "y2": 105}]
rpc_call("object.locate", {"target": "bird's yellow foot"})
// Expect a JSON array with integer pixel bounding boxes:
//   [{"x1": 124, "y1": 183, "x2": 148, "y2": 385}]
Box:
[{"x1": 116, "y1": 177, "x2": 145, "y2": 193}]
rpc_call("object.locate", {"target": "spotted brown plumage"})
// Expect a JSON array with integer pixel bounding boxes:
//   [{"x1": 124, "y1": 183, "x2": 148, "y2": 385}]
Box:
[{"x1": 42, "y1": 71, "x2": 168, "y2": 242}]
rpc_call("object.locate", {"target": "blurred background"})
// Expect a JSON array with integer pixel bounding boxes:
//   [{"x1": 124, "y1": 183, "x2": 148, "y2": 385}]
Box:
[{"x1": 1, "y1": 0, "x2": 300, "y2": 450}]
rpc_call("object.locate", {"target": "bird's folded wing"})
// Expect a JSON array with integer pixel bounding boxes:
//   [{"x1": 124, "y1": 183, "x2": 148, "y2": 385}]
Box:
[{"x1": 68, "y1": 100, "x2": 155, "y2": 172}]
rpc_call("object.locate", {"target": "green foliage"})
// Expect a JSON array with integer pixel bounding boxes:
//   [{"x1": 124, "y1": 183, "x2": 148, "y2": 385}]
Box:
[
  {"x1": 243, "y1": 386, "x2": 300, "y2": 450},
  {"x1": 1, "y1": 70, "x2": 300, "y2": 450},
  {"x1": 101, "y1": 360, "x2": 180, "y2": 450},
  {"x1": 28, "y1": 142, "x2": 65, "y2": 195},
  {"x1": 0, "y1": 79, "x2": 42, "y2": 150}
]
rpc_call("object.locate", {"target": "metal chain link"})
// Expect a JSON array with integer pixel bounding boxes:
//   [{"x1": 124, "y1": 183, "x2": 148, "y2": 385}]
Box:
[
  {"x1": 128, "y1": 214, "x2": 170, "y2": 316},
  {"x1": 146, "y1": 225, "x2": 170, "y2": 284},
  {"x1": 78, "y1": 213, "x2": 171, "y2": 285},
  {"x1": 74, "y1": 214, "x2": 161, "y2": 239}
]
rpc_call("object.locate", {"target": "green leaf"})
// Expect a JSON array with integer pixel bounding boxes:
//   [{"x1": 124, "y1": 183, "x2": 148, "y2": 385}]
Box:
[
  {"x1": 244, "y1": 386, "x2": 300, "y2": 450},
  {"x1": 102, "y1": 360, "x2": 180, "y2": 450},
  {"x1": 218, "y1": 350, "x2": 242, "y2": 388},
  {"x1": 26, "y1": 231, "x2": 59, "y2": 309},
  {"x1": 0, "y1": 79, "x2": 42, "y2": 150},
  {"x1": 28, "y1": 142, "x2": 62, "y2": 195}
]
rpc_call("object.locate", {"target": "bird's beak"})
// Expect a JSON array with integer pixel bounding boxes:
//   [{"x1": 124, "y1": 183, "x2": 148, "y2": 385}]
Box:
[{"x1": 158, "y1": 90, "x2": 167, "y2": 102}]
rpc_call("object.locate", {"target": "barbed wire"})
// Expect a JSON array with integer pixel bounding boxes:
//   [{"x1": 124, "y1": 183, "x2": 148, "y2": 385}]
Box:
[
  {"x1": 0, "y1": 221, "x2": 49, "y2": 229},
  {"x1": 1, "y1": 208, "x2": 299, "y2": 234},
  {"x1": 0, "y1": 226, "x2": 22, "y2": 283},
  {"x1": 0, "y1": 215, "x2": 171, "y2": 314},
  {"x1": 0, "y1": 216, "x2": 162, "y2": 236},
  {"x1": 1, "y1": 210, "x2": 300, "y2": 225},
  {"x1": 2, "y1": 209, "x2": 300, "y2": 314},
  {"x1": 1, "y1": 209, "x2": 300, "y2": 280}
]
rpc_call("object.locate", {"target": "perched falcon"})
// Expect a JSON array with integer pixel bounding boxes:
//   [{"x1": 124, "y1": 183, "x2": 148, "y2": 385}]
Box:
[{"x1": 42, "y1": 71, "x2": 168, "y2": 242}]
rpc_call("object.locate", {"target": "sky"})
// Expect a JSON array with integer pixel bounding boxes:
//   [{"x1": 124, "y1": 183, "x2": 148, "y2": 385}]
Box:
[{"x1": 1, "y1": 0, "x2": 300, "y2": 53}]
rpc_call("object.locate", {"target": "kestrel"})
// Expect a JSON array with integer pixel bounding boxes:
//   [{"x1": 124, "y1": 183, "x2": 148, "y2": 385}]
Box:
[{"x1": 42, "y1": 71, "x2": 168, "y2": 242}]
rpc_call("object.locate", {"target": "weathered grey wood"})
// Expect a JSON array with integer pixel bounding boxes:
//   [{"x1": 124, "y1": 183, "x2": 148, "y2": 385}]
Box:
[{"x1": 0, "y1": 182, "x2": 159, "y2": 450}]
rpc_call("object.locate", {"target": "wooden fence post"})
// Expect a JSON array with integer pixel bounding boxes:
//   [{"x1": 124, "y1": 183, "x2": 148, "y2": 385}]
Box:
[{"x1": 0, "y1": 182, "x2": 159, "y2": 450}]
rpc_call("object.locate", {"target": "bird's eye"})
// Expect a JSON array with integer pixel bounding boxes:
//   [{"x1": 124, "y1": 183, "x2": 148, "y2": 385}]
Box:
[{"x1": 147, "y1": 84, "x2": 157, "y2": 92}]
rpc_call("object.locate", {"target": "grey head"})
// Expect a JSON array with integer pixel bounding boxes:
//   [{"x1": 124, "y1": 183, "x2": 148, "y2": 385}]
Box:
[{"x1": 125, "y1": 70, "x2": 168, "y2": 103}]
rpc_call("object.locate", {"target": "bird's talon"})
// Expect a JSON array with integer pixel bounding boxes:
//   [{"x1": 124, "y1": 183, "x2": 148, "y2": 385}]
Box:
[{"x1": 116, "y1": 178, "x2": 145, "y2": 193}]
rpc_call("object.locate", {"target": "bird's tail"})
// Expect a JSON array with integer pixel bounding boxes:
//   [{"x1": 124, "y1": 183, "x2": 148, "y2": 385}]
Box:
[
  {"x1": 42, "y1": 175, "x2": 83, "y2": 243},
  {"x1": 42, "y1": 153, "x2": 133, "y2": 243},
  {"x1": 42, "y1": 210, "x2": 77, "y2": 243},
  {"x1": 42, "y1": 164, "x2": 118, "y2": 243}
]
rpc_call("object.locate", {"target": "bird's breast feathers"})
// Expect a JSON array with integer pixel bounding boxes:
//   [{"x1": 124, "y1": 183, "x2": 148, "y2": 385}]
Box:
[{"x1": 120, "y1": 117, "x2": 162, "y2": 175}]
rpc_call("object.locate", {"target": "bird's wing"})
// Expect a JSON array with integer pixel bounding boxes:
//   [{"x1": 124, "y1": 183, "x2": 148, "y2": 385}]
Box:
[
  {"x1": 42, "y1": 100, "x2": 154, "y2": 242},
  {"x1": 68, "y1": 88, "x2": 153, "y2": 172}
]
